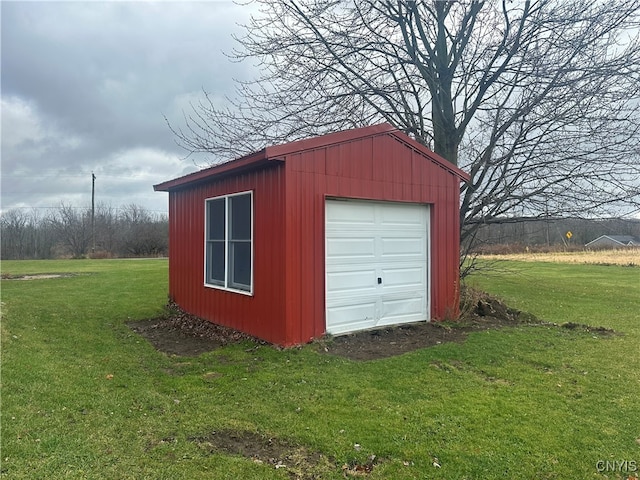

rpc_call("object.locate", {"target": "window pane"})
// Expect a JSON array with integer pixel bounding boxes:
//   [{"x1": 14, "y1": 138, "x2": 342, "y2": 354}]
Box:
[
  {"x1": 230, "y1": 194, "x2": 251, "y2": 240},
  {"x1": 206, "y1": 241, "x2": 225, "y2": 285},
  {"x1": 208, "y1": 198, "x2": 225, "y2": 241},
  {"x1": 229, "y1": 241, "x2": 251, "y2": 289},
  {"x1": 205, "y1": 192, "x2": 252, "y2": 292}
]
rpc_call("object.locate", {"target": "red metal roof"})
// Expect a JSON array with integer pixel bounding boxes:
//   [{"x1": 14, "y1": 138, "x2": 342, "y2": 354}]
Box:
[{"x1": 154, "y1": 123, "x2": 469, "y2": 192}]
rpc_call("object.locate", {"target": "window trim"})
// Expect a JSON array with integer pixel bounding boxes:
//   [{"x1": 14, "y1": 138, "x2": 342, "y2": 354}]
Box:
[{"x1": 204, "y1": 190, "x2": 254, "y2": 296}]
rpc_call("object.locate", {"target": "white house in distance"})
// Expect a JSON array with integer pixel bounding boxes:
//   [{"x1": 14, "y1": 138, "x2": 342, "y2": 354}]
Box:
[{"x1": 585, "y1": 235, "x2": 640, "y2": 249}]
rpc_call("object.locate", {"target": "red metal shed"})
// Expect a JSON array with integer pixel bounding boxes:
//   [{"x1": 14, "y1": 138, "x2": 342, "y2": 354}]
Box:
[{"x1": 154, "y1": 123, "x2": 470, "y2": 346}]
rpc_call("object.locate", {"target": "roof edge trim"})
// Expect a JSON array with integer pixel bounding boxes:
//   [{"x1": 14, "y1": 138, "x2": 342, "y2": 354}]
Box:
[
  {"x1": 388, "y1": 130, "x2": 471, "y2": 182},
  {"x1": 153, "y1": 149, "x2": 277, "y2": 191}
]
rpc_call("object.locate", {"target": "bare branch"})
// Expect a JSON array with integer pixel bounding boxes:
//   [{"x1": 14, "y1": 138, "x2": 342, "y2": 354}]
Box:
[{"x1": 166, "y1": 0, "x2": 640, "y2": 265}]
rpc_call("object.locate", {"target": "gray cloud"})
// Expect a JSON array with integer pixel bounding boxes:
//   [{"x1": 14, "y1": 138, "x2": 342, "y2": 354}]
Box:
[{"x1": 1, "y1": 1, "x2": 255, "y2": 213}]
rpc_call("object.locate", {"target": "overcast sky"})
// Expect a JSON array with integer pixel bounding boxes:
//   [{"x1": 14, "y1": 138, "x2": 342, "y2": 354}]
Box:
[{"x1": 1, "y1": 1, "x2": 256, "y2": 215}]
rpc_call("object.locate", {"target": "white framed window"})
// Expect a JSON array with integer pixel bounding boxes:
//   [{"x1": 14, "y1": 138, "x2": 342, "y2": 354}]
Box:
[{"x1": 204, "y1": 191, "x2": 253, "y2": 294}]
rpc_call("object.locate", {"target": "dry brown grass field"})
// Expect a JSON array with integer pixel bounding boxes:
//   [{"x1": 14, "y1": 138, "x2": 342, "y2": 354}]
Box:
[{"x1": 477, "y1": 247, "x2": 640, "y2": 266}]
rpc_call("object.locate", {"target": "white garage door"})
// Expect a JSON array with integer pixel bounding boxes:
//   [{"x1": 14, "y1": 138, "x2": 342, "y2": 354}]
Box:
[{"x1": 325, "y1": 199, "x2": 429, "y2": 335}]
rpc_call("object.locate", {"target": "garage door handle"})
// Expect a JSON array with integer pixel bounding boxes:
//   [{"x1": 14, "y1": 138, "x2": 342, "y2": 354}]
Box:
[{"x1": 377, "y1": 277, "x2": 382, "y2": 285}]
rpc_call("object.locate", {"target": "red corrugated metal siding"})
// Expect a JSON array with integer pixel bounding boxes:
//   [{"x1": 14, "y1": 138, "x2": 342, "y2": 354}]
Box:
[
  {"x1": 162, "y1": 126, "x2": 465, "y2": 346},
  {"x1": 428, "y1": 173, "x2": 460, "y2": 320},
  {"x1": 167, "y1": 164, "x2": 287, "y2": 344}
]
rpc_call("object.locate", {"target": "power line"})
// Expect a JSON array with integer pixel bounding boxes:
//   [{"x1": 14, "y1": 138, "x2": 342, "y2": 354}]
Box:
[
  {"x1": 2, "y1": 173, "x2": 166, "y2": 179},
  {"x1": 0, "y1": 206, "x2": 168, "y2": 214}
]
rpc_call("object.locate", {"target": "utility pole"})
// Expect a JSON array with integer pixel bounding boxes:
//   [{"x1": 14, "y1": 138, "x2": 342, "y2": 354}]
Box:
[{"x1": 91, "y1": 172, "x2": 96, "y2": 253}]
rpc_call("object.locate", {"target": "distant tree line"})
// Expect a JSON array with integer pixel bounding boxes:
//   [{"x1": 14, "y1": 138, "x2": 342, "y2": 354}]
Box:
[
  {"x1": 0, "y1": 203, "x2": 168, "y2": 260},
  {"x1": 470, "y1": 216, "x2": 640, "y2": 252}
]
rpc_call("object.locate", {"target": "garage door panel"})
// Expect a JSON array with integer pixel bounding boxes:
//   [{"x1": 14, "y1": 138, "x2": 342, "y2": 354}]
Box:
[
  {"x1": 379, "y1": 203, "x2": 426, "y2": 226},
  {"x1": 326, "y1": 237, "x2": 376, "y2": 259},
  {"x1": 326, "y1": 302, "x2": 377, "y2": 334},
  {"x1": 380, "y1": 295, "x2": 425, "y2": 318},
  {"x1": 378, "y1": 299, "x2": 425, "y2": 326},
  {"x1": 380, "y1": 236, "x2": 426, "y2": 257},
  {"x1": 380, "y1": 266, "x2": 425, "y2": 288},
  {"x1": 326, "y1": 201, "x2": 375, "y2": 225},
  {"x1": 325, "y1": 199, "x2": 430, "y2": 335},
  {"x1": 326, "y1": 269, "x2": 377, "y2": 295}
]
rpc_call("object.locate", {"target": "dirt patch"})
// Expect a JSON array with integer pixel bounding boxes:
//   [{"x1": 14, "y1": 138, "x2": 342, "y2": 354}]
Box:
[
  {"x1": 319, "y1": 321, "x2": 497, "y2": 361},
  {"x1": 1, "y1": 273, "x2": 77, "y2": 280},
  {"x1": 128, "y1": 304, "x2": 267, "y2": 357},
  {"x1": 189, "y1": 430, "x2": 379, "y2": 478},
  {"x1": 318, "y1": 292, "x2": 539, "y2": 360},
  {"x1": 558, "y1": 322, "x2": 617, "y2": 335},
  {"x1": 189, "y1": 429, "x2": 342, "y2": 479},
  {"x1": 129, "y1": 289, "x2": 565, "y2": 360}
]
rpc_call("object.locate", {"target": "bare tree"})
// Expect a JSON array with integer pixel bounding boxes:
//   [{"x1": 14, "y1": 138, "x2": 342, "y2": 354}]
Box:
[
  {"x1": 117, "y1": 204, "x2": 168, "y2": 257},
  {"x1": 1, "y1": 209, "x2": 31, "y2": 259},
  {"x1": 94, "y1": 202, "x2": 118, "y2": 254},
  {"x1": 0, "y1": 208, "x2": 56, "y2": 259},
  {"x1": 169, "y1": 0, "x2": 640, "y2": 262},
  {"x1": 49, "y1": 203, "x2": 92, "y2": 258}
]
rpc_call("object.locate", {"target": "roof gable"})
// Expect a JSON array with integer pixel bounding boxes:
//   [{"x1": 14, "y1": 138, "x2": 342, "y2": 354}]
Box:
[{"x1": 154, "y1": 123, "x2": 469, "y2": 192}]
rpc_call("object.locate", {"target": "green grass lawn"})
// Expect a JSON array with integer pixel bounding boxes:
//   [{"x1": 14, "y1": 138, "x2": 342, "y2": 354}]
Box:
[{"x1": 1, "y1": 259, "x2": 638, "y2": 479}]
